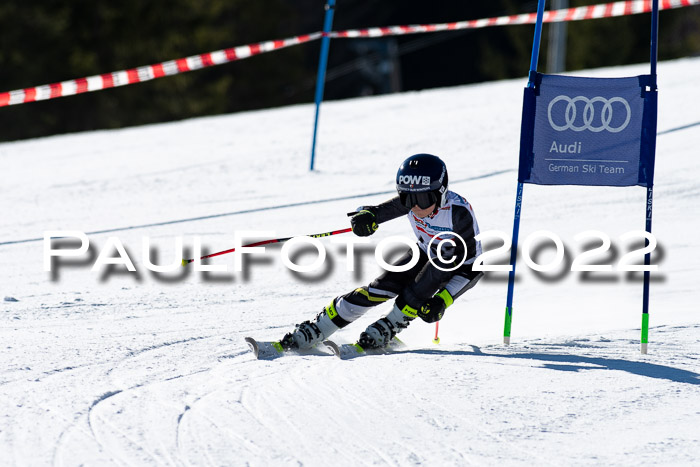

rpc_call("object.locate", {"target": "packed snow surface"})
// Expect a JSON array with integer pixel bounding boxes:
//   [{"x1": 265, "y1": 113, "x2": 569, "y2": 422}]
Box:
[{"x1": 1, "y1": 57, "x2": 699, "y2": 466}]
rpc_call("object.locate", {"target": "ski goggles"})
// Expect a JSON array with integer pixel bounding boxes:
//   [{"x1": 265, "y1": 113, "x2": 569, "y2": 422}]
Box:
[{"x1": 399, "y1": 191, "x2": 437, "y2": 210}]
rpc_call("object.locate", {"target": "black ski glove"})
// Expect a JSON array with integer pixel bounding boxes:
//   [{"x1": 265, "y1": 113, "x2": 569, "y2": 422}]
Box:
[
  {"x1": 417, "y1": 289, "x2": 454, "y2": 323},
  {"x1": 349, "y1": 208, "x2": 378, "y2": 237}
]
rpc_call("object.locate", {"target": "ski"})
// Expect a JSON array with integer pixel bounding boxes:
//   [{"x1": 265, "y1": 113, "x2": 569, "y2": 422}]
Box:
[
  {"x1": 244, "y1": 337, "x2": 333, "y2": 360},
  {"x1": 323, "y1": 337, "x2": 407, "y2": 360}
]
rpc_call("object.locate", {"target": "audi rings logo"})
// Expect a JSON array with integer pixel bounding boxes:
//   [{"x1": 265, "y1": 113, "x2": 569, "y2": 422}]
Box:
[{"x1": 547, "y1": 95, "x2": 632, "y2": 133}]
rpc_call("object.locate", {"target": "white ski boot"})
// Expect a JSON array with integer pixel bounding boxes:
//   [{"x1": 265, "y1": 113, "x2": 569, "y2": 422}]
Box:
[
  {"x1": 280, "y1": 307, "x2": 339, "y2": 350},
  {"x1": 359, "y1": 303, "x2": 414, "y2": 349}
]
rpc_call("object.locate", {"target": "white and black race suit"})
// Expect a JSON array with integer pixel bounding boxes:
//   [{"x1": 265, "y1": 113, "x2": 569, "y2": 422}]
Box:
[{"x1": 327, "y1": 190, "x2": 483, "y2": 329}]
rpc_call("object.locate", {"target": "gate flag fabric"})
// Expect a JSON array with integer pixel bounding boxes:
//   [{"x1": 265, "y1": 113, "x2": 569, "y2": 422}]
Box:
[{"x1": 518, "y1": 73, "x2": 657, "y2": 187}]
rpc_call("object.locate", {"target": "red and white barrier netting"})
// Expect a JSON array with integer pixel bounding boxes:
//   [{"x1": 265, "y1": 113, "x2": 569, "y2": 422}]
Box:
[
  {"x1": 1, "y1": 0, "x2": 697, "y2": 108},
  {"x1": 0, "y1": 33, "x2": 321, "y2": 108}
]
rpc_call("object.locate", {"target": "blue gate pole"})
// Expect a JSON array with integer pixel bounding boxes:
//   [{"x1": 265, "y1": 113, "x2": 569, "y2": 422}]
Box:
[
  {"x1": 504, "y1": 182, "x2": 524, "y2": 344},
  {"x1": 309, "y1": 0, "x2": 336, "y2": 171},
  {"x1": 641, "y1": 0, "x2": 659, "y2": 355},
  {"x1": 504, "y1": 0, "x2": 547, "y2": 344},
  {"x1": 641, "y1": 187, "x2": 653, "y2": 354}
]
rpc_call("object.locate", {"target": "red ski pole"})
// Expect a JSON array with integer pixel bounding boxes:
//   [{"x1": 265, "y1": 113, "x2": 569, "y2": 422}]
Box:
[
  {"x1": 433, "y1": 321, "x2": 440, "y2": 344},
  {"x1": 181, "y1": 227, "x2": 352, "y2": 266}
]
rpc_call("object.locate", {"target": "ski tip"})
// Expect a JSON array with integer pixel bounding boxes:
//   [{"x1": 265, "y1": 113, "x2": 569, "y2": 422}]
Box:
[
  {"x1": 245, "y1": 337, "x2": 286, "y2": 360},
  {"x1": 244, "y1": 337, "x2": 259, "y2": 358},
  {"x1": 323, "y1": 340, "x2": 366, "y2": 359},
  {"x1": 323, "y1": 340, "x2": 341, "y2": 358}
]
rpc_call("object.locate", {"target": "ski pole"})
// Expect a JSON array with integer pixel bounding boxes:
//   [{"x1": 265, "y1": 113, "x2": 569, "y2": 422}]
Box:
[
  {"x1": 433, "y1": 321, "x2": 440, "y2": 344},
  {"x1": 181, "y1": 227, "x2": 352, "y2": 266}
]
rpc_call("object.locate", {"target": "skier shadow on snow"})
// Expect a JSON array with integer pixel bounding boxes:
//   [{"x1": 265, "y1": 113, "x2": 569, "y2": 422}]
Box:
[{"x1": 398, "y1": 346, "x2": 700, "y2": 385}]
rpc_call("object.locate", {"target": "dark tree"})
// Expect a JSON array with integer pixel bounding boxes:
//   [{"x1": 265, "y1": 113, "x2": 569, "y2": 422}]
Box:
[{"x1": 0, "y1": 0, "x2": 698, "y2": 141}]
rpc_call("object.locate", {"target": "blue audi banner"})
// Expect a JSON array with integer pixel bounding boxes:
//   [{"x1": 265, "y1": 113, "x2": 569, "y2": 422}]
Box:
[{"x1": 518, "y1": 73, "x2": 657, "y2": 187}]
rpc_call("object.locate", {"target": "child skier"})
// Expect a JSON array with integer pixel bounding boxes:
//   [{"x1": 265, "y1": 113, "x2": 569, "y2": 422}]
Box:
[{"x1": 281, "y1": 153, "x2": 483, "y2": 350}]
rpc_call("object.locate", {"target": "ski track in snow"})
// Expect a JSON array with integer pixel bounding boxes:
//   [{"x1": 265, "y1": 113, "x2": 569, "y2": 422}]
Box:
[{"x1": 2, "y1": 57, "x2": 700, "y2": 465}]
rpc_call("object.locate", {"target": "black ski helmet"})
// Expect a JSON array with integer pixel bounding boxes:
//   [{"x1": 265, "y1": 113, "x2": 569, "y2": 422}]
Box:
[{"x1": 396, "y1": 153, "x2": 448, "y2": 209}]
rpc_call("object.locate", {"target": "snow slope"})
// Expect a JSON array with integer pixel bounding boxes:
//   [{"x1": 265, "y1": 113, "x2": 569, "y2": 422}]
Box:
[{"x1": 1, "y1": 57, "x2": 699, "y2": 466}]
